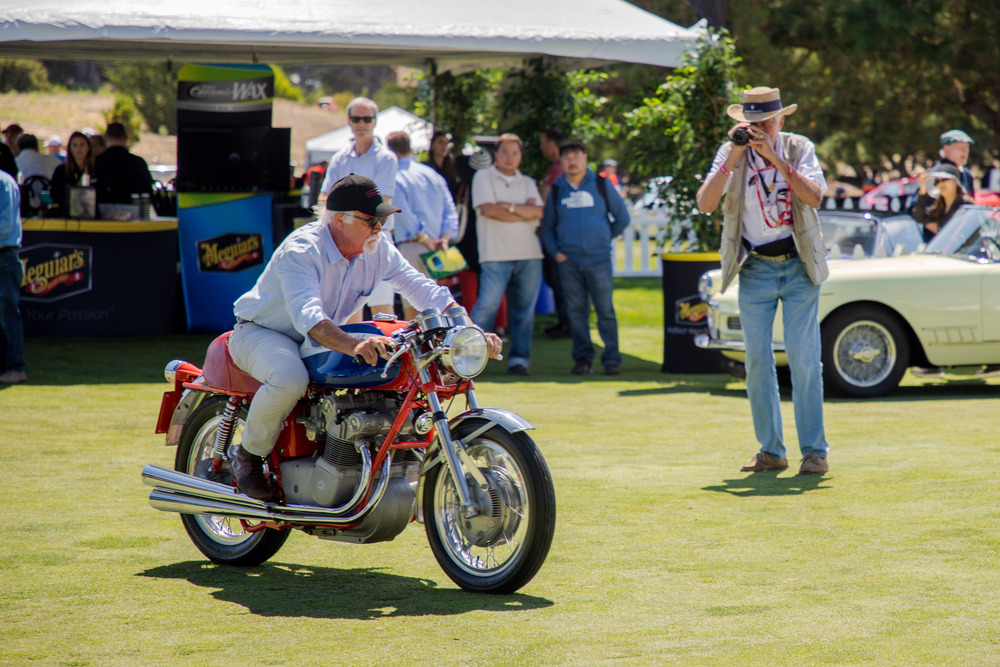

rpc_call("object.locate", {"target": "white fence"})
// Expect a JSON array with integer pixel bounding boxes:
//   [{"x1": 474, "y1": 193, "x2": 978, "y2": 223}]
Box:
[{"x1": 612, "y1": 209, "x2": 670, "y2": 278}]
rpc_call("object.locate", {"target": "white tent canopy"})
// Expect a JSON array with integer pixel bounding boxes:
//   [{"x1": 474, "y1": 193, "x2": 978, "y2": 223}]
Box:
[
  {"x1": 305, "y1": 106, "x2": 431, "y2": 166},
  {"x1": 0, "y1": 0, "x2": 705, "y2": 73}
]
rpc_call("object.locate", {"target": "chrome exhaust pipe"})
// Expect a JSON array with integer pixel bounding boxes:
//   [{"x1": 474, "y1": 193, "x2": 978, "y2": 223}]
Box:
[{"x1": 141, "y1": 462, "x2": 393, "y2": 527}]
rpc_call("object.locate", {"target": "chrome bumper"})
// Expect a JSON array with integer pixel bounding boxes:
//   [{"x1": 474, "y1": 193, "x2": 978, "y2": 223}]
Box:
[{"x1": 694, "y1": 333, "x2": 786, "y2": 354}]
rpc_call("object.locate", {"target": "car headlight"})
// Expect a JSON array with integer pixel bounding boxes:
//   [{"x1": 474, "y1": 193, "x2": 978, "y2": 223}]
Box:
[
  {"x1": 439, "y1": 326, "x2": 489, "y2": 379},
  {"x1": 697, "y1": 271, "x2": 714, "y2": 300}
]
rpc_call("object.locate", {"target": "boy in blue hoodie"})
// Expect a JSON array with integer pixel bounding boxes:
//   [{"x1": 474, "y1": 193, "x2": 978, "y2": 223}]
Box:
[{"x1": 541, "y1": 140, "x2": 630, "y2": 375}]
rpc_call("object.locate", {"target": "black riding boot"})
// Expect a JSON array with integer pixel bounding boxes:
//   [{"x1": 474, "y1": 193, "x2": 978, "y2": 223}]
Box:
[{"x1": 230, "y1": 444, "x2": 273, "y2": 501}]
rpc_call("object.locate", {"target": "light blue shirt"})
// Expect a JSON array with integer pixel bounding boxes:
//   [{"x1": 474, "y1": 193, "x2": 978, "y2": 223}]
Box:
[
  {"x1": 392, "y1": 157, "x2": 459, "y2": 242},
  {"x1": 320, "y1": 138, "x2": 398, "y2": 198},
  {"x1": 0, "y1": 170, "x2": 21, "y2": 248},
  {"x1": 233, "y1": 220, "x2": 453, "y2": 343}
]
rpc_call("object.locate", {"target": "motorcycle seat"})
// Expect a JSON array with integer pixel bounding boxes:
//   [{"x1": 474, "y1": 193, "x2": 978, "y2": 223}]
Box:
[{"x1": 201, "y1": 331, "x2": 263, "y2": 394}]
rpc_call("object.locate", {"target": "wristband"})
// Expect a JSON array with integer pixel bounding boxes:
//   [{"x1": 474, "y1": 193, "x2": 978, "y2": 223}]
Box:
[
  {"x1": 719, "y1": 165, "x2": 731, "y2": 177},
  {"x1": 508, "y1": 203, "x2": 516, "y2": 213}
]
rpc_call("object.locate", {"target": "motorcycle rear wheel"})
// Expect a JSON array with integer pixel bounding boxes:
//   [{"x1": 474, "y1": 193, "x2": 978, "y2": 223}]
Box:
[
  {"x1": 423, "y1": 420, "x2": 556, "y2": 594},
  {"x1": 175, "y1": 397, "x2": 290, "y2": 566}
]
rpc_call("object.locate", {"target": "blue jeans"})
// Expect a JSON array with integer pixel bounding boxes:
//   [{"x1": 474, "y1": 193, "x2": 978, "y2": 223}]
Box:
[
  {"x1": 0, "y1": 247, "x2": 25, "y2": 373},
  {"x1": 470, "y1": 259, "x2": 542, "y2": 369},
  {"x1": 557, "y1": 257, "x2": 620, "y2": 367},
  {"x1": 737, "y1": 256, "x2": 828, "y2": 460}
]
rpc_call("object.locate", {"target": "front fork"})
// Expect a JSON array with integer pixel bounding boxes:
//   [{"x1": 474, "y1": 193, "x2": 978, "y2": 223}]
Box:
[{"x1": 422, "y1": 370, "x2": 486, "y2": 520}]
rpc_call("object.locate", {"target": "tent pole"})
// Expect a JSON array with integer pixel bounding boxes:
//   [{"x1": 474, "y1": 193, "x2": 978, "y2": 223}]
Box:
[{"x1": 429, "y1": 59, "x2": 438, "y2": 128}]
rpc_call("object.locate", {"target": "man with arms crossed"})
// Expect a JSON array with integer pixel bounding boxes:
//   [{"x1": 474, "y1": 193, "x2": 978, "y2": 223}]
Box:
[
  {"x1": 229, "y1": 175, "x2": 502, "y2": 499},
  {"x1": 696, "y1": 87, "x2": 830, "y2": 476}
]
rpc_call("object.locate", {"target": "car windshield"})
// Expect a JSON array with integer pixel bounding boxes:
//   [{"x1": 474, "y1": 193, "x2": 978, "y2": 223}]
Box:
[
  {"x1": 881, "y1": 216, "x2": 925, "y2": 255},
  {"x1": 923, "y1": 206, "x2": 1000, "y2": 261},
  {"x1": 821, "y1": 214, "x2": 879, "y2": 258}
]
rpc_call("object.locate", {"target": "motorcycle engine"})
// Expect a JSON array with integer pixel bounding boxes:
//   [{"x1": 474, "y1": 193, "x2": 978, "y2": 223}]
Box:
[{"x1": 279, "y1": 391, "x2": 423, "y2": 544}]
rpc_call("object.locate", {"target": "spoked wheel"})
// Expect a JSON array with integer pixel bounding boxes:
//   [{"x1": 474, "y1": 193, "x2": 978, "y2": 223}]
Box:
[
  {"x1": 175, "y1": 397, "x2": 290, "y2": 566},
  {"x1": 822, "y1": 305, "x2": 910, "y2": 398},
  {"x1": 423, "y1": 420, "x2": 556, "y2": 594}
]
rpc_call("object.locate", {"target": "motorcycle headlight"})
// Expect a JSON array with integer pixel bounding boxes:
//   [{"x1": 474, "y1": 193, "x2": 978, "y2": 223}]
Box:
[{"x1": 439, "y1": 326, "x2": 489, "y2": 379}]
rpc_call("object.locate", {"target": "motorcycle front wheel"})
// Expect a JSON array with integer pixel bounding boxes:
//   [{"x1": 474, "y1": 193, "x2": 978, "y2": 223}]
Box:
[
  {"x1": 423, "y1": 420, "x2": 556, "y2": 594},
  {"x1": 175, "y1": 396, "x2": 290, "y2": 566}
]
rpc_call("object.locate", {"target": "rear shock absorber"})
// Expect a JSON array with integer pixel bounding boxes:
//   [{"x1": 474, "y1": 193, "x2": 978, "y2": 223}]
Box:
[{"x1": 211, "y1": 396, "x2": 243, "y2": 474}]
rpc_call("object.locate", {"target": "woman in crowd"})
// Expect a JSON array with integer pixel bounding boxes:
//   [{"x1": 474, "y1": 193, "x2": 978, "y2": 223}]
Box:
[
  {"x1": 423, "y1": 129, "x2": 459, "y2": 201},
  {"x1": 49, "y1": 131, "x2": 96, "y2": 216},
  {"x1": 912, "y1": 163, "x2": 965, "y2": 243}
]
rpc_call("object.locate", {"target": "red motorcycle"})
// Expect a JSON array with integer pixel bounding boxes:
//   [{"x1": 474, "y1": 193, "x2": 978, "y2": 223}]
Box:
[{"x1": 142, "y1": 307, "x2": 556, "y2": 594}]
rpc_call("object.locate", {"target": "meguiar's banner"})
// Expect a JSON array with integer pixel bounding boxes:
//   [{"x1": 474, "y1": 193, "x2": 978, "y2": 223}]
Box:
[
  {"x1": 177, "y1": 64, "x2": 274, "y2": 127},
  {"x1": 178, "y1": 193, "x2": 274, "y2": 332}
]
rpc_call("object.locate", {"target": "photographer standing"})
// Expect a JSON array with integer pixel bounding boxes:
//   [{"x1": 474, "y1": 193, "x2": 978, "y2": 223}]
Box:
[{"x1": 696, "y1": 87, "x2": 830, "y2": 475}]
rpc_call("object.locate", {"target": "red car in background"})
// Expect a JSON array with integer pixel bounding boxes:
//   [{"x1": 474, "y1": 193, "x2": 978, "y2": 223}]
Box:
[{"x1": 861, "y1": 176, "x2": 1000, "y2": 211}]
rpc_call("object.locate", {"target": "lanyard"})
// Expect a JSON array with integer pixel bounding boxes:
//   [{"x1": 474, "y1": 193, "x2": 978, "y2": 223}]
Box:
[{"x1": 747, "y1": 149, "x2": 792, "y2": 229}]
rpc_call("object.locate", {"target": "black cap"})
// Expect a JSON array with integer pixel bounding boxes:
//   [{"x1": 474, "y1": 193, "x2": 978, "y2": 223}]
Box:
[{"x1": 327, "y1": 174, "x2": 400, "y2": 217}]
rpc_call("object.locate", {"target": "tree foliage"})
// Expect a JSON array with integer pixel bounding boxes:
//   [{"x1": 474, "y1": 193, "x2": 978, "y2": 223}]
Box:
[
  {"x1": 103, "y1": 62, "x2": 177, "y2": 135},
  {"x1": 414, "y1": 69, "x2": 504, "y2": 152},
  {"x1": 0, "y1": 58, "x2": 51, "y2": 93},
  {"x1": 620, "y1": 31, "x2": 741, "y2": 251},
  {"x1": 639, "y1": 0, "x2": 1000, "y2": 175}
]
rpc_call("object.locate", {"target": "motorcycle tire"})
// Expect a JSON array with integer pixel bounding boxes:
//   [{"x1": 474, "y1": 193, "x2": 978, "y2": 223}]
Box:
[
  {"x1": 423, "y1": 420, "x2": 556, "y2": 594},
  {"x1": 175, "y1": 396, "x2": 290, "y2": 566}
]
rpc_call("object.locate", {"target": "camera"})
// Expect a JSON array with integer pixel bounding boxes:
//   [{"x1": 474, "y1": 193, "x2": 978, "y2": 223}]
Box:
[{"x1": 731, "y1": 127, "x2": 751, "y2": 146}]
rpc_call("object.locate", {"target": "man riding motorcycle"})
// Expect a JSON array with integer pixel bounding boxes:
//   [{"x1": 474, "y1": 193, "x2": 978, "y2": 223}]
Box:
[{"x1": 229, "y1": 174, "x2": 502, "y2": 500}]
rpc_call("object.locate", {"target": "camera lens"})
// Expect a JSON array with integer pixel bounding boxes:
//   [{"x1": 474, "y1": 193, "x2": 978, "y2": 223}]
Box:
[{"x1": 732, "y1": 128, "x2": 750, "y2": 146}]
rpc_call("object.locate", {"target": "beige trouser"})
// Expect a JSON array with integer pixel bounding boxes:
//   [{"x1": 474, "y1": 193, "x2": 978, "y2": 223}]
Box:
[{"x1": 228, "y1": 322, "x2": 310, "y2": 457}]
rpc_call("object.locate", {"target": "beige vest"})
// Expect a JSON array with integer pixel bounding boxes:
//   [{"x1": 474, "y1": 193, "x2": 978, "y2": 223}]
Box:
[{"x1": 718, "y1": 132, "x2": 829, "y2": 293}]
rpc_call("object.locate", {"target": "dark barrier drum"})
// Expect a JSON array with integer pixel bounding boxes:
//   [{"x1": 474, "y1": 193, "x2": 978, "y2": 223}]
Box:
[{"x1": 661, "y1": 252, "x2": 723, "y2": 374}]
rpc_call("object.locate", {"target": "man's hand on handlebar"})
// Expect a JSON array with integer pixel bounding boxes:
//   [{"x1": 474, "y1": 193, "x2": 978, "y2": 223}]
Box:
[
  {"x1": 353, "y1": 335, "x2": 395, "y2": 366},
  {"x1": 484, "y1": 332, "x2": 503, "y2": 360}
]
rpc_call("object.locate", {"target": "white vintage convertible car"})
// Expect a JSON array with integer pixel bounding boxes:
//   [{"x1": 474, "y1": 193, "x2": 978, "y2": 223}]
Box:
[{"x1": 695, "y1": 205, "x2": 1000, "y2": 398}]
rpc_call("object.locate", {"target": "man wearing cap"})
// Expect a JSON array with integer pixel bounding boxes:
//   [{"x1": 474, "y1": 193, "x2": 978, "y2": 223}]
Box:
[
  {"x1": 938, "y1": 129, "x2": 975, "y2": 200},
  {"x1": 2, "y1": 124, "x2": 23, "y2": 157},
  {"x1": 44, "y1": 135, "x2": 65, "y2": 162},
  {"x1": 227, "y1": 174, "x2": 502, "y2": 500},
  {"x1": 697, "y1": 86, "x2": 831, "y2": 476}
]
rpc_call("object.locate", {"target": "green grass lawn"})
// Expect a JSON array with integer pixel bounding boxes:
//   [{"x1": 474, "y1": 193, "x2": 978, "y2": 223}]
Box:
[{"x1": 2, "y1": 278, "x2": 999, "y2": 665}]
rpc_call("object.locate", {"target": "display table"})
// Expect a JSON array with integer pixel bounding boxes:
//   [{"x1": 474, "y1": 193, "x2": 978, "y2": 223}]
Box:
[{"x1": 19, "y1": 218, "x2": 180, "y2": 336}]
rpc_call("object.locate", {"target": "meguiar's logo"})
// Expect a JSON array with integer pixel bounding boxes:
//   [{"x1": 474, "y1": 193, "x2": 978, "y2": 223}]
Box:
[
  {"x1": 19, "y1": 244, "x2": 92, "y2": 302},
  {"x1": 198, "y1": 233, "x2": 264, "y2": 272},
  {"x1": 674, "y1": 294, "x2": 708, "y2": 326}
]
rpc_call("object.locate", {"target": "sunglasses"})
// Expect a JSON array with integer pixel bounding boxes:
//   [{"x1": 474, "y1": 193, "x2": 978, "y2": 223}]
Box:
[
  {"x1": 353, "y1": 213, "x2": 388, "y2": 230},
  {"x1": 349, "y1": 115, "x2": 375, "y2": 124}
]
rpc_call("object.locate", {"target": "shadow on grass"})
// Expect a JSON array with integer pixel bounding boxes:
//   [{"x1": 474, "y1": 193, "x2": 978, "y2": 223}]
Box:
[
  {"x1": 138, "y1": 561, "x2": 553, "y2": 619},
  {"x1": 702, "y1": 469, "x2": 832, "y2": 497}
]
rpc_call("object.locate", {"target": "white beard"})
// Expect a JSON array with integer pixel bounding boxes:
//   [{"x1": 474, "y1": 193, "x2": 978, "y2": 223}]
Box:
[{"x1": 363, "y1": 233, "x2": 381, "y2": 255}]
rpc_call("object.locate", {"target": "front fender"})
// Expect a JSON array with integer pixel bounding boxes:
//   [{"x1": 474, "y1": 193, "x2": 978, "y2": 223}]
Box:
[{"x1": 414, "y1": 407, "x2": 534, "y2": 524}]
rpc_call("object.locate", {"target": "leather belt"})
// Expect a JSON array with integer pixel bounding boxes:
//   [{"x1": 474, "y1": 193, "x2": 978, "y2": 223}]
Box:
[{"x1": 750, "y1": 249, "x2": 798, "y2": 262}]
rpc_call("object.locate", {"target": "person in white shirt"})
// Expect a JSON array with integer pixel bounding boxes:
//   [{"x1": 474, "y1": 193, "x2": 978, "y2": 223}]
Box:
[
  {"x1": 227, "y1": 174, "x2": 501, "y2": 499},
  {"x1": 320, "y1": 97, "x2": 399, "y2": 319},
  {"x1": 15, "y1": 134, "x2": 61, "y2": 182},
  {"x1": 469, "y1": 133, "x2": 544, "y2": 377},
  {"x1": 697, "y1": 86, "x2": 830, "y2": 477}
]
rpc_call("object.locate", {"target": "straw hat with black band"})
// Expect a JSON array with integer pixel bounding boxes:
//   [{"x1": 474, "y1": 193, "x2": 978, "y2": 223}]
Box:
[{"x1": 727, "y1": 87, "x2": 798, "y2": 123}]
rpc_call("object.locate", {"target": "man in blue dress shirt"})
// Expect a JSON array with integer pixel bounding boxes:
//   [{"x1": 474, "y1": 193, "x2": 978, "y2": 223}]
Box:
[
  {"x1": 228, "y1": 174, "x2": 501, "y2": 500},
  {"x1": 386, "y1": 131, "x2": 459, "y2": 319},
  {"x1": 0, "y1": 169, "x2": 26, "y2": 384}
]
